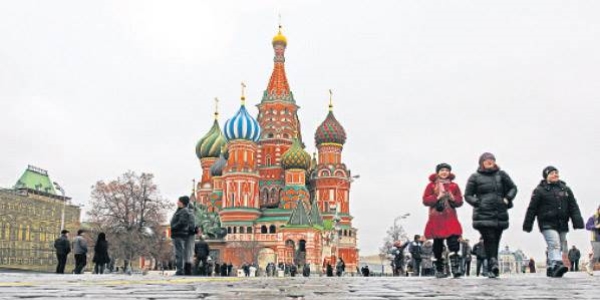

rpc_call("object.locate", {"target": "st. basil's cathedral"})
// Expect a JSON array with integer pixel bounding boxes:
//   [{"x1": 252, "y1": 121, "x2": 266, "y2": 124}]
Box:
[{"x1": 193, "y1": 26, "x2": 358, "y2": 272}]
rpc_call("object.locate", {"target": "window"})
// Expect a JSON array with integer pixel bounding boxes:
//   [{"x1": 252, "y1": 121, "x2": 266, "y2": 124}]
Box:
[
  {"x1": 261, "y1": 225, "x2": 268, "y2": 234},
  {"x1": 227, "y1": 227, "x2": 232, "y2": 234},
  {"x1": 247, "y1": 227, "x2": 253, "y2": 234},
  {"x1": 239, "y1": 227, "x2": 245, "y2": 234},
  {"x1": 233, "y1": 227, "x2": 237, "y2": 234},
  {"x1": 269, "y1": 225, "x2": 276, "y2": 234}
]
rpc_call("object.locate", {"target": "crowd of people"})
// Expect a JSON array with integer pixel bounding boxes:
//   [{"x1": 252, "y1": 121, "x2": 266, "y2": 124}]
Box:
[
  {"x1": 52, "y1": 152, "x2": 600, "y2": 279},
  {"x1": 387, "y1": 153, "x2": 599, "y2": 279}
]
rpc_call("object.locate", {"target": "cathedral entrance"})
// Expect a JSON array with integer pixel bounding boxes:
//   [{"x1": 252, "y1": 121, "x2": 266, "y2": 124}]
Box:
[{"x1": 295, "y1": 239, "x2": 307, "y2": 266}]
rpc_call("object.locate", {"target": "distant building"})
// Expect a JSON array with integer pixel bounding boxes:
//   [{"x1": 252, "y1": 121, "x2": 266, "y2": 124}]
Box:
[{"x1": 0, "y1": 165, "x2": 81, "y2": 271}]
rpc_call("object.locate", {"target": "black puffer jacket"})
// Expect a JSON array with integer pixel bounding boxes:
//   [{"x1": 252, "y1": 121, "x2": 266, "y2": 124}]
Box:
[
  {"x1": 170, "y1": 207, "x2": 193, "y2": 238},
  {"x1": 465, "y1": 168, "x2": 518, "y2": 230},
  {"x1": 522, "y1": 180, "x2": 584, "y2": 233}
]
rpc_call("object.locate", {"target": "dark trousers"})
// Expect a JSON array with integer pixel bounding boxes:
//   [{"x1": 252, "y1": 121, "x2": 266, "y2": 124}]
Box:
[
  {"x1": 56, "y1": 253, "x2": 67, "y2": 274},
  {"x1": 478, "y1": 228, "x2": 504, "y2": 260},
  {"x1": 172, "y1": 237, "x2": 186, "y2": 275},
  {"x1": 412, "y1": 259, "x2": 422, "y2": 276},
  {"x1": 476, "y1": 258, "x2": 486, "y2": 276},
  {"x1": 433, "y1": 235, "x2": 460, "y2": 261},
  {"x1": 571, "y1": 260, "x2": 579, "y2": 271},
  {"x1": 463, "y1": 259, "x2": 471, "y2": 276},
  {"x1": 74, "y1": 254, "x2": 87, "y2": 274},
  {"x1": 94, "y1": 263, "x2": 106, "y2": 274},
  {"x1": 194, "y1": 256, "x2": 208, "y2": 276}
]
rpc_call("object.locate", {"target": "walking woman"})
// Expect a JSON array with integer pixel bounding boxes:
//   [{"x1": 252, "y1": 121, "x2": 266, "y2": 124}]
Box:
[
  {"x1": 93, "y1": 232, "x2": 110, "y2": 274},
  {"x1": 523, "y1": 166, "x2": 584, "y2": 278},
  {"x1": 423, "y1": 163, "x2": 464, "y2": 278},
  {"x1": 464, "y1": 152, "x2": 517, "y2": 278}
]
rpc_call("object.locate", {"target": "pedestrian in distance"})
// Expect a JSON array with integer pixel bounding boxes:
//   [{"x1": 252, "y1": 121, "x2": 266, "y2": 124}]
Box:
[
  {"x1": 194, "y1": 234, "x2": 210, "y2": 276},
  {"x1": 72, "y1": 229, "x2": 88, "y2": 274},
  {"x1": 523, "y1": 166, "x2": 584, "y2": 278},
  {"x1": 471, "y1": 237, "x2": 487, "y2": 276},
  {"x1": 568, "y1": 245, "x2": 581, "y2": 272},
  {"x1": 408, "y1": 235, "x2": 424, "y2": 276},
  {"x1": 54, "y1": 229, "x2": 71, "y2": 274},
  {"x1": 336, "y1": 257, "x2": 345, "y2": 277},
  {"x1": 422, "y1": 163, "x2": 465, "y2": 278},
  {"x1": 92, "y1": 232, "x2": 110, "y2": 274},
  {"x1": 420, "y1": 240, "x2": 435, "y2": 276},
  {"x1": 302, "y1": 262, "x2": 311, "y2": 277},
  {"x1": 465, "y1": 152, "x2": 518, "y2": 278},
  {"x1": 170, "y1": 196, "x2": 195, "y2": 276},
  {"x1": 461, "y1": 238, "x2": 472, "y2": 276},
  {"x1": 528, "y1": 258, "x2": 536, "y2": 273},
  {"x1": 585, "y1": 205, "x2": 600, "y2": 276}
]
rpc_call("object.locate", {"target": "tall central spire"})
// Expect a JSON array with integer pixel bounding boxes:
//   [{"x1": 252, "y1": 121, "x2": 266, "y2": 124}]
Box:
[{"x1": 264, "y1": 25, "x2": 292, "y2": 102}]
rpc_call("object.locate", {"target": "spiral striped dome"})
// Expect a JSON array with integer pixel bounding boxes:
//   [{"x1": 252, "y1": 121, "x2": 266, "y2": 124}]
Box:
[
  {"x1": 282, "y1": 138, "x2": 311, "y2": 170},
  {"x1": 315, "y1": 111, "x2": 346, "y2": 146},
  {"x1": 196, "y1": 120, "x2": 226, "y2": 159},
  {"x1": 224, "y1": 104, "x2": 261, "y2": 142}
]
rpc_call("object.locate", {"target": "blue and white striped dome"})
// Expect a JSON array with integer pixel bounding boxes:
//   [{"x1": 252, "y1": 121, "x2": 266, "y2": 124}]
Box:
[{"x1": 224, "y1": 104, "x2": 261, "y2": 142}]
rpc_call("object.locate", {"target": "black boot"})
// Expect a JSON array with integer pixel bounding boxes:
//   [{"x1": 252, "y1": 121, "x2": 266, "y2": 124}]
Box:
[
  {"x1": 487, "y1": 258, "x2": 499, "y2": 278},
  {"x1": 184, "y1": 263, "x2": 192, "y2": 276},
  {"x1": 435, "y1": 259, "x2": 448, "y2": 278},
  {"x1": 551, "y1": 261, "x2": 568, "y2": 278},
  {"x1": 449, "y1": 254, "x2": 463, "y2": 278}
]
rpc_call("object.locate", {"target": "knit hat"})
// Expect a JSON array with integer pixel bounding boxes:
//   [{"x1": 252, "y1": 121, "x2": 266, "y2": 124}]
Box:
[
  {"x1": 543, "y1": 166, "x2": 558, "y2": 179},
  {"x1": 436, "y1": 163, "x2": 452, "y2": 173},
  {"x1": 179, "y1": 195, "x2": 190, "y2": 206},
  {"x1": 479, "y1": 152, "x2": 496, "y2": 165}
]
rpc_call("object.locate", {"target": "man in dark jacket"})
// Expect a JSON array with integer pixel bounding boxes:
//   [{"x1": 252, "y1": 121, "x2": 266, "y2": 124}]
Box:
[
  {"x1": 523, "y1": 166, "x2": 584, "y2": 278},
  {"x1": 461, "y1": 238, "x2": 472, "y2": 276},
  {"x1": 465, "y1": 152, "x2": 518, "y2": 278},
  {"x1": 194, "y1": 235, "x2": 210, "y2": 276},
  {"x1": 472, "y1": 237, "x2": 487, "y2": 276},
  {"x1": 409, "y1": 235, "x2": 423, "y2": 276},
  {"x1": 170, "y1": 196, "x2": 194, "y2": 276},
  {"x1": 567, "y1": 246, "x2": 581, "y2": 271},
  {"x1": 54, "y1": 229, "x2": 71, "y2": 274}
]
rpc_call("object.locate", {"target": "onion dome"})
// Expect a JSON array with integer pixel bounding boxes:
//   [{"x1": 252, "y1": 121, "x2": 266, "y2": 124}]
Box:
[
  {"x1": 224, "y1": 90, "x2": 261, "y2": 142},
  {"x1": 272, "y1": 25, "x2": 287, "y2": 46},
  {"x1": 315, "y1": 107, "x2": 347, "y2": 146},
  {"x1": 282, "y1": 138, "x2": 311, "y2": 170},
  {"x1": 196, "y1": 119, "x2": 226, "y2": 159},
  {"x1": 210, "y1": 154, "x2": 228, "y2": 177}
]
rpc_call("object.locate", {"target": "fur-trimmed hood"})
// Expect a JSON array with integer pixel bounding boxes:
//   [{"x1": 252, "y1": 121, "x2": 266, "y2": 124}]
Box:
[{"x1": 429, "y1": 173, "x2": 456, "y2": 182}]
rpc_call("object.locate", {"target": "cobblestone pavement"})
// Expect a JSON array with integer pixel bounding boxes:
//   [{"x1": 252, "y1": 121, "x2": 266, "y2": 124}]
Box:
[{"x1": 0, "y1": 272, "x2": 598, "y2": 299}]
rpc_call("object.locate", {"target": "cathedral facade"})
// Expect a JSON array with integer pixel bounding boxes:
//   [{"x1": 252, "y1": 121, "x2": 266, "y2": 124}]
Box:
[{"x1": 194, "y1": 27, "x2": 358, "y2": 272}]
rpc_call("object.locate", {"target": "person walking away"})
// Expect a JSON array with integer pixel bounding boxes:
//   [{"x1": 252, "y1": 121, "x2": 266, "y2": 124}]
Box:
[
  {"x1": 336, "y1": 258, "x2": 345, "y2": 277},
  {"x1": 72, "y1": 229, "x2": 88, "y2": 274},
  {"x1": 472, "y1": 237, "x2": 487, "y2": 276},
  {"x1": 523, "y1": 166, "x2": 584, "y2": 278},
  {"x1": 568, "y1": 246, "x2": 581, "y2": 272},
  {"x1": 391, "y1": 240, "x2": 408, "y2": 276},
  {"x1": 528, "y1": 258, "x2": 536, "y2": 273},
  {"x1": 465, "y1": 153, "x2": 518, "y2": 278},
  {"x1": 423, "y1": 163, "x2": 465, "y2": 278},
  {"x1": 585, "y1": 205, "x2": 600, "y2": 276},
  {"x1": 409, "y1": 235, "x2": 424, "y2": 276},
  {"x1": 302, "y1": 262, "x2": 311, "y2": 277},
  {"x1": 184, "y1": 202, "x2": 197, "y2": 276},
  {"x1": 420, "y1": 240, "x2": 434, "y2": 276},
  {"x1": 170, "y1": 196, "x2": 194, "y2": 276},
  {"x1": 194, "y1": 235, "x2": 210, "y2": 276},
  {"x1": 461, "y1": 238, "x2": 472, "y2": 276},
  {"x1": 326, "y1": 263, "x2": 334, "y2": 277},
  {"x1": 93, "y1": 232, "x2": 110, "y2": 274},
  {"x1": 54, "y1": 229, "x2": 71, "y2": 274}
]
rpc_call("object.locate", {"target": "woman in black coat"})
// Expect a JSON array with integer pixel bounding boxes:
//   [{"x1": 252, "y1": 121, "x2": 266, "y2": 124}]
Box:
[
  {"x1": 523, "y1": 166, "x2": 584, "y2": 278},
  {"x1": 93, "y1": 232, "x2": 110, "y2": 274},
  {"x1": 464, "y1": 152, "x2": 517, "y2": 278}
]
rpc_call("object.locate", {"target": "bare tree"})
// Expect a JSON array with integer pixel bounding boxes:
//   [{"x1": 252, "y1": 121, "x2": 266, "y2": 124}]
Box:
[
  {"x1": 87, "y1": 171, "x2": 172, "y2": 271},
  {"x1": 230, "y1": 240, "x2": 263, "y2": 265},
  {"x1": 379, "y1": 216, "x2": 409, "y2": 260}
]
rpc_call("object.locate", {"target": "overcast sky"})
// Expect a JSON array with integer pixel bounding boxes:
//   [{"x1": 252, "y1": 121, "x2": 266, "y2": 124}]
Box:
[{"x1": 1, "y1": 0, "x2": 599, "y2": 259}]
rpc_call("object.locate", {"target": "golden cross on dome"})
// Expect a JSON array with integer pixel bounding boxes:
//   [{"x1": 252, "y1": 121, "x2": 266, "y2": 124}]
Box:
[
  {"x1": 278, "y1": 13, "x2": 282, "y2": 29},
  {"x1": 214, "y1": 97, "x2": 219, "y2": 119},
  {"x1": 241, "y1": 82, "x2": 246, "y2": 103},
  {"x1": 328, "y1": 89, "x2": 333, "y2": 111}
]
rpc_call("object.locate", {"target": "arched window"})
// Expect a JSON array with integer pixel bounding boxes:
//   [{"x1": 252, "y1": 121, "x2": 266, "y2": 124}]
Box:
[
  {"x1": 261, "y1": 189, "x2": 269, "y2": 205},
  {"x1": 261, "y1": 225, "x2": 268, "y2": 234},
  {"x1": 269, "y1": 225, "x2": 276, "y2": 234},
  {"x1": 334, "y1": 170, "x2": 346, "y2": 177},
  {"x1": 239, "y1": 227, "x2": 245, "y2": 234},
  {"x1": 266, "y1": 156, "x2": 272, "y2": 166},
  {"x1": 227, "y1": 227, "x2": 232, "y2": 234},
  {"x1": 298, "y1": 240, "x2": 307, "y2": 252},
  {"x1": 270, "y1": 189, "x2": 278, "y2": 203},
  {"x1": 233, "y1": 227, "x2": 237, "y2": 234},
  {"x1": 319, "y1": 170, "x2": 330, "y2": 177},
  {"x1": 268, "y1": 133, "x2": 274, "y2": 138},
  {"x1": 247, "y1": 227, "x2": 253, "y2": 234},
  {"x1": 283, "y1": 133, "x2": 290, "y2": 139},
  {"x1": 343, "y1": 230, "x2": 348, "y2": 237}
]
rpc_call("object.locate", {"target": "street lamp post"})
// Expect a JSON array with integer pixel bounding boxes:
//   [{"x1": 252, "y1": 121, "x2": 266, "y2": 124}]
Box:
[{"x1": 53, "y1": 182, "x2": 66, "y2": 231}]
